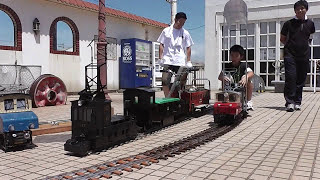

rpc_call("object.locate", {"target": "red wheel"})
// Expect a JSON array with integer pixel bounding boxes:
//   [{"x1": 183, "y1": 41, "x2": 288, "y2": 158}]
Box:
[{"x1": 30, "y1": 74, "x2": 67, "y2": 107}]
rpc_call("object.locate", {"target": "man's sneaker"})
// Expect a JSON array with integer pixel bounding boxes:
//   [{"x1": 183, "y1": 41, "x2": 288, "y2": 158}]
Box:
[
  {"x1": 295, "y1": 104, "x2": 301, "y2": 111},
  {"x1": 286, "y1": 104, "x2": 294, "y2": 112},
  {"x1": 247, "y1": 100, "x2": 254, "y2": 111}
]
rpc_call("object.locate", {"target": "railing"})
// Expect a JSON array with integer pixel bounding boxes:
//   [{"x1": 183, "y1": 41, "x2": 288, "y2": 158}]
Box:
[
  {"x1": 312, "y1": 59, "x2": 320, "y2": 93},
  {"x1": 83, "y1": 63, "x2": 106, "y2": 94},
  {"x1": 186, "y1": 65, "x2": 206, "y2": 87}
]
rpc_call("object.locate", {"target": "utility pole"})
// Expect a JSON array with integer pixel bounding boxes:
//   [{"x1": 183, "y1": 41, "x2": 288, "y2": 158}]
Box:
[
  {"x1": 166, "y1": 0, "x2": 177, "y2": 24},
  {"x1": 97, "y1": 0, "x2": 110, "y2": 99}
]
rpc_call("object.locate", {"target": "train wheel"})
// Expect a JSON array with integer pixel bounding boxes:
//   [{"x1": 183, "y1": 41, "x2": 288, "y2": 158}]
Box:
[
  {"x1": 241, "y1": 110, "x2": 249, "y2": 119},
  {"x1": 0, "y1": 134, "x2": 8, "y2": 152},
  {"x1": 191, "y1": 104, "x2": 195, "y2": 114},
  {"x1": 143, "y1": 124, "x2": 151, "y2": 132},
  {"x1": 214, "y1": 115, "x2": 222, "y2": 124},
  {"x1": 0, "y1": 134, "x2": 3, "y2": 151},
  {"x1": 214, "y1": 114, "x2": 236, "y2": 126},
  {"x1": 30, "y1": 74, "x2": 67, "y2": 107}
]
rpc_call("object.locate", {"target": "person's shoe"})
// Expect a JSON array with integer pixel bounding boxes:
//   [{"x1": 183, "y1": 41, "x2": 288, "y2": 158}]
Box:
[
  {"x1": 286, "y1": 104, "x2": 294, "y2": 112},
  {"x1": 247, "y1": 100, "x2": 254, "y2": 111},
  {"x1": 294, "y1": 104, "x2": 301, "y2": 111}
]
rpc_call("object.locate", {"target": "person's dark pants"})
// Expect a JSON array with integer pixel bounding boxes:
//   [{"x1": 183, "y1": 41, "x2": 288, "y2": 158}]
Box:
[{"x1": 284, "y1": 56, "x2": 310, "y2": 106}]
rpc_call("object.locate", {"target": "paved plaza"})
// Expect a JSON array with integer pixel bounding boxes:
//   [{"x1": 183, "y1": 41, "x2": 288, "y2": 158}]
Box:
[{"x1": 1, "y1": 92, "x2": 320, "y2": 180}]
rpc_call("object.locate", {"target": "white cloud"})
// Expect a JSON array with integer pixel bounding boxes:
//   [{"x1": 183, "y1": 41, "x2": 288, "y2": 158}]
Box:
[{"x1": 191, "y1": 43, "x2": 205, "y2": 63}]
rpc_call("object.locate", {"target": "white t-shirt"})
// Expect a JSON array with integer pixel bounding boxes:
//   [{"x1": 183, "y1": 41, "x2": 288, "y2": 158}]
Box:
[{"x1": 157, "y1": 25, "x2": 194, "y2": 66}]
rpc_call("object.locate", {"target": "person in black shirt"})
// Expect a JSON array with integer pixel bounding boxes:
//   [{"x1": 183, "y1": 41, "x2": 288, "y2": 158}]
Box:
[
  {"x1": 280, "y1": 0, "x2": 315, "y2": 112},
  {"x1": 218, "y1": 45, "x2": 254, "y2": 110}
]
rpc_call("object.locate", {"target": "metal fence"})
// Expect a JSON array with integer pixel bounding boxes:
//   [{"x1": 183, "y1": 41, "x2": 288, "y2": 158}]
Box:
[
  {"x1": 0, "y1": 65, "x2": 41, "y2": 90},
  {"x1": 186, "y1": 65, "x2": 207, "y2": 88}
]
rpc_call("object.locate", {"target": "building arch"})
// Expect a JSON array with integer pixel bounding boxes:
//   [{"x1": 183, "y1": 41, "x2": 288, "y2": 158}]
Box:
[
  {"x1": 0, "y1": 4, "x2": 22, "y2": 51},
  {"x1": 50, "y1": 17, "x2": 79, "y2": 55}
]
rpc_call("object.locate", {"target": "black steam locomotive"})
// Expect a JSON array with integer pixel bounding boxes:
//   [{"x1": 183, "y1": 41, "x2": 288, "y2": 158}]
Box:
[
  {"x1": 64, "y1": 63, "x2": 139, "y2": 156},
  {"x1": 64, "y1": 64, "x2": 211, "y2": 156}
]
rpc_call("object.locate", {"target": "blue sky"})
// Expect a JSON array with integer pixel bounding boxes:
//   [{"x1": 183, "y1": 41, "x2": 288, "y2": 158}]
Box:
[
  {"x1": 0, "y1": 10, "x2": 14, "y2": 46},
  {"x1": 85, "y1": 0, "x2": 205, "y2": 62},
  {"x1": 57, "y1": 21, "x2": 74, "y2": 51}
]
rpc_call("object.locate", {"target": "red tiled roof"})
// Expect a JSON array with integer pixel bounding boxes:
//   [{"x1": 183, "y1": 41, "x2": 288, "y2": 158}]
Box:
[{"x1": 54, "y1": 0, "x2": 169, "y2": 28}]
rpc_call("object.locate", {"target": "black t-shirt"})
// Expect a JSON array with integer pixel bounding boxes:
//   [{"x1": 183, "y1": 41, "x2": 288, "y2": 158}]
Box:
[
  {"x1": 281, "y1": 18, "x2": 315, "y2": 61},
  {"x1": 224, "y1": 62, "x2": 249, "y2": 82}
]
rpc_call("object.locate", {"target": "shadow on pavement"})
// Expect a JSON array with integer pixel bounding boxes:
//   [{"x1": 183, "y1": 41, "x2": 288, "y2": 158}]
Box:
[
  {"x1": 33, "y1": 133, "x2": 71, "y2": 143},
  {"x1": 260, "y1": 106, "x2": 286, "y2": 111}
]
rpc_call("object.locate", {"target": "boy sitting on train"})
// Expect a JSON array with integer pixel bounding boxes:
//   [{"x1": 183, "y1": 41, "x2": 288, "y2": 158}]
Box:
[{"x1": 218, "y1": 44, "x2": 254, "y2": 110}]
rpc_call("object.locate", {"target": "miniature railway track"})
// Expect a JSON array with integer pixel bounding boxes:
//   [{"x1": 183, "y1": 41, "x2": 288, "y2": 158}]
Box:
[{"x1": 48, "y1": 122, "x2": 239, "y2": 180}]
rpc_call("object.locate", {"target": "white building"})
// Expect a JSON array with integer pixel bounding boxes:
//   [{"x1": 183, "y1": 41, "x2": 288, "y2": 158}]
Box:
[
  {"x1": 0, "y1": 0, "x2": 167, "y2": 92},
  {"x1": 205, "y1": 0, "x2": 320, "y2": 90}
]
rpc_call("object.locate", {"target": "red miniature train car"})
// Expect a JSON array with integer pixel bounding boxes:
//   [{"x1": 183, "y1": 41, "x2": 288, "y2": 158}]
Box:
[{"x1": 213, "y1": 91, "x2": 243, "y2": 124}]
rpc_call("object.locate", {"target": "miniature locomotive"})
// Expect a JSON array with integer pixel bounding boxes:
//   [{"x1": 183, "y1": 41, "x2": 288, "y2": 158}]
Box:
[
  {"x1": 64, "y1": 63, "x2": 138, "y2": 156},
  {"x1": 124, "y1": 84, "x2": 211, "y2": 131},
  {"x1": 0, "y1": 90, "x2": 39, "y2": 151},
  {"x1": 64, "y1": 93, "x2": 138, "y2": 156},
  {"x1": 65, "y1": 65, "x2": 211, "y2": 156},
  {"x1": 213, "y1": 84, "x2": 246, "y2": 124},
  {"x1": 123, "y1": 66, "x2": 211, "y2": 131},
  {"x1": 213, "y1": 69, "x2": 248, "y2": 125},
  {"x1": 124, "y1": 88, "x2": 185, "y2": 131}
]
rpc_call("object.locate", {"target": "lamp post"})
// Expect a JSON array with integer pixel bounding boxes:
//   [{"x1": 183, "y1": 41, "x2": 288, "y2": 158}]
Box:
[{"x1": 166, "y1": 0, "x2": 177, "y2": 24}]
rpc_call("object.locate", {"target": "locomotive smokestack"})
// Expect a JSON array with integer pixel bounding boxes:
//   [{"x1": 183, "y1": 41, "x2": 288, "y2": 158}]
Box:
[{"x1": 97, "y1": 0, "x2": 110, "y2": 99}]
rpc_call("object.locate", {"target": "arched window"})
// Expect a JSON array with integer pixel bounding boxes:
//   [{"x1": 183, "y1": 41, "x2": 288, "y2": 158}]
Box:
[
  {"x1": 0, "y1": 4, "x2": 22, "y2": 51},
  {"x1": 0, "y1": 10, "x2": 14, "y2": 46},
  {"x1": 50, "y1": 17, "x2": 79, "y2": 55}
]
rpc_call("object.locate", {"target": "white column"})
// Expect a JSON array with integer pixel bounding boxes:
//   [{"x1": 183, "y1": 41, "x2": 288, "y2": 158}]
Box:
[{"x1": 171, "y1": 0, "x2": 177, "y2": 24}]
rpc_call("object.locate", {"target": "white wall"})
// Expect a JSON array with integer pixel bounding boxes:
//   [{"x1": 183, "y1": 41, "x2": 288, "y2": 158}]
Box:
[
  {"x1": 205, "y1": 0, "x2": 320, "y2": 90},
  {"x1": 0, "y1": 0, "x2": 163, "y2": 92},
  {"x1": 0, "y1": 50, "x2": 22, "y2": 65}
]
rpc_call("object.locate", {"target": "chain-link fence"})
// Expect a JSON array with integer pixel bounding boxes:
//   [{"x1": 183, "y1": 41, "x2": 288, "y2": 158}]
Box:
[{"x1": 0, "y1": 65, "x2": 41, "y2": 93}]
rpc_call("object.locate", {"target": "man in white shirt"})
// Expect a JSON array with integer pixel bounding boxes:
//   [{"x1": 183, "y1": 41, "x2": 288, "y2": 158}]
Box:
[{"x1": 157, "y1": 12, "x2": 194, "y2": 97}]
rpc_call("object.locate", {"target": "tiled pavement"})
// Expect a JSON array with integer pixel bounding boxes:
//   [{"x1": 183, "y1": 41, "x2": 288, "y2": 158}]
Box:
[
  {"x1": 1, "y1": 92, "x2": 320, "y2": 180},
  {"x1": 32, "y1": 95, "x2": 77, "y2": 124}
]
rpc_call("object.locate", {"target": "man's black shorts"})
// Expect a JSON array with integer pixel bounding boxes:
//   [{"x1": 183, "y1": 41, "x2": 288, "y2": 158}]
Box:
[{"x1": 163, "y1": 65, "x2": 180, "y2": 73}]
